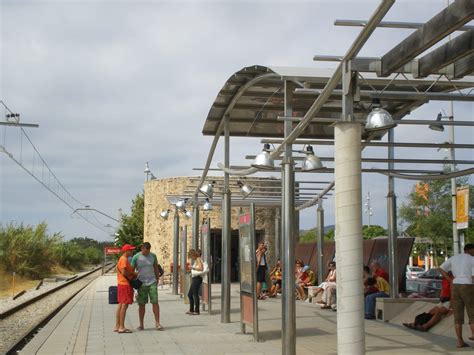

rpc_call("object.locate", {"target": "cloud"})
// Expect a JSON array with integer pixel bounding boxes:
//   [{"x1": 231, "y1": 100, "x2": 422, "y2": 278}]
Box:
[{"x1": 1, "y1": 0, "x2": 472, "y2": 240}]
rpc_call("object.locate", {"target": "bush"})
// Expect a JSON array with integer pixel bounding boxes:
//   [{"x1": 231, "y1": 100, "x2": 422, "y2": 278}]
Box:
[
  {"x1": 53, "y1": 242, "x2": 85, "y2": 270},
  {"x1": 0, "y1": 222, "x2": 61, "y2": 279}
]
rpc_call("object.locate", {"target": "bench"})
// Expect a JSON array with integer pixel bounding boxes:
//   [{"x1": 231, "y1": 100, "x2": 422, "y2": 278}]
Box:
[{"x1": 375, "y1": 297, "x2": 438, "y2": 321}]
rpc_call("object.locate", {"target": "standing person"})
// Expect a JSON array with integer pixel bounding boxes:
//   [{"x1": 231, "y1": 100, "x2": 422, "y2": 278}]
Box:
[
  {"x1": 131, "y1": 242, "x2": 163, "y2": 331},
  {"x1": 370, "y1": 261, "x2": 389, "y2": 283},
  {"x1": 439, "y1": 243, "x2": 474, "y2": 348},
  {"x1": 114, "y1": 244, "x2": 137, "y2": 334},
  {"x1": 255, "y1": 242, "x2": 268, "y2": 300},
  {"x1": 187, "y1": 249, "x2": 205, "y2": 315}
]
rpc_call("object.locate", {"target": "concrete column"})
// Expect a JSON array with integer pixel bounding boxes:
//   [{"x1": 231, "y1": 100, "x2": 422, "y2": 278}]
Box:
[
  {"x1": 317, "y1": 200, "x2": 325, "y2": 285},
  {"x1": 172, "y1": 208, "x2": 179, "y2": 295},
  {"x1": 334, "y1": 122, "x2": 365, "y2": 355}
]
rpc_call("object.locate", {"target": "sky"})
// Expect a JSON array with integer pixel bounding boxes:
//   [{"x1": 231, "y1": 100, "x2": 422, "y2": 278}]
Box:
[{"x1": 0, "y1": 0, "x2": 472, "y2": 242}]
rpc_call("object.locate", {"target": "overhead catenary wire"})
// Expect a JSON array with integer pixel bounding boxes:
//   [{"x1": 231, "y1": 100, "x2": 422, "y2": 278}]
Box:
[{"x1": 0, "y1": 101, "x2": 115, "y2": 235}]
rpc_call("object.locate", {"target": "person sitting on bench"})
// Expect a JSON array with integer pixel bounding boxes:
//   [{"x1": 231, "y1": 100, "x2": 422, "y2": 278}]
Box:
[{"x1": 312, "y1": 261, "x2": 336, "y2": 299}]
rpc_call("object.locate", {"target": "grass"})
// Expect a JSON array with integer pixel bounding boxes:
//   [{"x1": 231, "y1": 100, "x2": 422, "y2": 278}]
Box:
[
  {"x1": 0, "y1": 264, "x2": 77, "y2": 299},
  {"x1": 0, "y1": 265, "x2": 39, "y2": 298}
]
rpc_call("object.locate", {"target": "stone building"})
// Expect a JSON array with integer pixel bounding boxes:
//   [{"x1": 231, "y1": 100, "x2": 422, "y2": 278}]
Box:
[{"x1": 143, "y1": 176, "x2": 281, "y2": 282}]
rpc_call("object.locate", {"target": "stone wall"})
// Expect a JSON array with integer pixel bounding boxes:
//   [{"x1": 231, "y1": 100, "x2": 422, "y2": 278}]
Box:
[{"x1": 144, "y1": 176, "x2": 278, "y2": 273}]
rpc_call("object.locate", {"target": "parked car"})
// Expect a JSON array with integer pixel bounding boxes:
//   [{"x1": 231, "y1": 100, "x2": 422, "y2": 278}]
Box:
[
  {"x1": 405, "y1": 267, "x2": 444, "y2": 298},
  {"x1": 405, "y1": 278, "x2": 442, "y2": 298},
  {"x1": 418, "y1": 268, "x2": 443, "y2": 280},
  {"x1": 405, "y1": 265, "x2": 425, "y2": 280}
]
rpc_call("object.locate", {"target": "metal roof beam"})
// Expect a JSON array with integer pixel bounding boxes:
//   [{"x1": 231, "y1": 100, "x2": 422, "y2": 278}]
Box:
[
  {"x1": 334, "y1": 19, "x2": 474, "y2": 31},
  {"x1": 245, "y1": 155, "x2": 474, "y2": 165},
  {"x1": 380, "y1": 0, "x2": 474, "y2": 76},
  {"x1": 193, "y1": 167, "x2": 448, "y2": 174},
  {"x1": 260, "y1": 139, "x2": 474, "y2": 149},
  {"x1": 277, "y1": 117, "x2": 474, "y2": 126},
  {"x1": 450, "y1": 52, "x2": 474, "y2": 78},
  {"x1": 416, "y1": 29, "x2": 474, "y2": 78}
]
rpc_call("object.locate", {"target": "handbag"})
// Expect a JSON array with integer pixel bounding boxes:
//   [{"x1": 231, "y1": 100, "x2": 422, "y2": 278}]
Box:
[
  {"x1": 118, "y1": 264, "x2": 142, "y2": 289},
  {"x1": 130, "y1": 278, "x2": 143, "y2": 290}
]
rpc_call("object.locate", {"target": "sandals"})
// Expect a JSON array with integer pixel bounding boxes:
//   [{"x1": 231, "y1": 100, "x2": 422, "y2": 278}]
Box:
[
  {"x1": 118, "y1": 329, "x2": 132, "y2": 334},
  {"x1": 156, "y1": 324, "x2": 164, "y2": 330}
]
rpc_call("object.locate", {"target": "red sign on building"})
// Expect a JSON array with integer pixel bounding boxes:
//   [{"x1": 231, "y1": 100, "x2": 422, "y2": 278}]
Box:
[
  {"x1": 104, "y1": 247, "x2": 121, "y2": 255},
  {"x1": 239, "y1": 213, "x2": 251, "y2": 225}
]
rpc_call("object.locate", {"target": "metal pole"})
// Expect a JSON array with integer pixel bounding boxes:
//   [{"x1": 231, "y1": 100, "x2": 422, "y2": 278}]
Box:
[
  {"x1": 221, "y1": 114, "x2": 231, "y2": 323},
  {"x1": 317, "y1": 200, "x2": 325, "y2": 285},
  {"x1": 449, "y1": 101, "x2": 459, "y2": 255},
  {"x1": 275, "y1": 207, "x2": 281, "y2": 261},
  {"x1": 282, "y1": 157, "x2": 296, "y2": 355},
  {"x1": 192, "y1": 200, "x2": 199, "y2": 250},
  {"x1": 387, "y1": 128, "x2": 398, "y2": 298},
  {"x1": 282, "y1": 80, "x2": 296, "y2": 355},
  {"x1": 172, "y1": 207, "x2": 179, "y2": 295},
  {"x1": 181, "y1": 225, "x2": 188, "y2": 298}
]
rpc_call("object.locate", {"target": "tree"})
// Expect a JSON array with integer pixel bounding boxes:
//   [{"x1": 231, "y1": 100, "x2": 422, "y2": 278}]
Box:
[
  {"x1": 362, "y1": 225, "x2": 386, "y2": 239},
  {"x1": 399, "y1": 177, "x2": 473, "y2": 258},
  {"x1": 115, "y1": 193, "x2": 144, "y2": 248}
]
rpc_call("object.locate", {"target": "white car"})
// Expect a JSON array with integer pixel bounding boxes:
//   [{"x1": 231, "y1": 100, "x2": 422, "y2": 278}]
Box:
[{"x1": 406, "y1": 266, "x2": 425, "y2": 280}]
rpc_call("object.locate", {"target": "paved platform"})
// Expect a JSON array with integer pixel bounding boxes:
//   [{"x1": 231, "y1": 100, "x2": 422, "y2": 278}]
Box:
[{"x1": 20, "y1": 274, "x2": 473, "y2": 354}]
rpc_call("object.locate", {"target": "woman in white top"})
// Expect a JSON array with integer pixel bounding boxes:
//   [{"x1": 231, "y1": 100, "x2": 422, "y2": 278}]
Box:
[
  {"x1": 186, "y1": 249, "x2": 203, "y2": 315},
  {"x1": 313, "y1": 261, "x2": 336, "y2": 299}
]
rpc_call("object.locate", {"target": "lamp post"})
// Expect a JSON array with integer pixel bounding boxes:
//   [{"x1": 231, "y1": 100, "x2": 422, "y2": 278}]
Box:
[
  {"x1": 364, "y1": 192, "x2": 373, "y2": 227},
  {"x1": 429, "y1": 110, "x2": 459, "y2": 255},
  {"x1": 448, "y1": 105, "x2": 459, "y2": 255}
]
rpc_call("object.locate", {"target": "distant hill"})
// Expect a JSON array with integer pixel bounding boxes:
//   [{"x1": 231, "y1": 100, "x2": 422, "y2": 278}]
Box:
[{"x1": 299, "y1": 225, "x2": 334, "y2": 235}]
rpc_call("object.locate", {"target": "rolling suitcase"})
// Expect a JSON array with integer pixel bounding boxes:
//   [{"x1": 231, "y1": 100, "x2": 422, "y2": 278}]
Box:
[{"x1": 108, "y1": 286, "x2": 118, "y2": 304}]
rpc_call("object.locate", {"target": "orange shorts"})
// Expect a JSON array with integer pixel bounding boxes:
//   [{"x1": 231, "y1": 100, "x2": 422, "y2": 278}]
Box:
[{"x1": 117, "y1": 284, "x2": 133, "y2": 304}]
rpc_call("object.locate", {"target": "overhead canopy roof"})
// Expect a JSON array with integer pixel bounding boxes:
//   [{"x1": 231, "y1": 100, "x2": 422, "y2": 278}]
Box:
[{"x1": 202, "y1": 65, "x2": 474, "y2": 139}]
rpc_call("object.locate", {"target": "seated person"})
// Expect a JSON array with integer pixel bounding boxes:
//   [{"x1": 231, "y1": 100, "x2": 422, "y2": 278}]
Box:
[
  {"x1": 268, "y1": 259, "x2": 282, "y2": 297},
  {"x1": 312, "y1": 261, "x2": 336, "y2": 298},
  {"x1": 364, "y1": 277, "x2": 379, "y2": 296},
  {"x1": 295, "y1": 262, "x2": 311, "y2": 301},
  {"x1": 319, "y1": 283, "x2": 337, "y2": 309},
  {"x1": 364, "y1": 275, "x2": 390, "y2": 320},
  {"x1": 306, "y1": 268, "x2": 316, "y2": 287},
  {"x1": 403, "y1": 301, "x2": 452, "y2": 331}
]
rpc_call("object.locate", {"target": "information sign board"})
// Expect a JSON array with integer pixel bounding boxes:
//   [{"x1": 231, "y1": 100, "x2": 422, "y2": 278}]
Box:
[
  {"x1": 238, "y1": 203, "x2": 258, "y2": 341},
  {"x1": 457, "y1": 186, "x2": 469, "y2": 230}
]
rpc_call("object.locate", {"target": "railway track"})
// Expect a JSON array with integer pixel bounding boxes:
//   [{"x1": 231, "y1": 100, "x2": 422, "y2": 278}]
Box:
[{"x1": 0, "y1": 264, "x2": 114, "y2": 354}]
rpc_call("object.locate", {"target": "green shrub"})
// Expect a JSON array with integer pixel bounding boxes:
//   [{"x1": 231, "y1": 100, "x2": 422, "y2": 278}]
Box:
[{"x1": 0, "y1": 222, "x2": 61, "y2": 279}]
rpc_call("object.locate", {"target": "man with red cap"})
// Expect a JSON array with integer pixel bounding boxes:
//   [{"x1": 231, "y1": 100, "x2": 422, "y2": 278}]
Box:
[{"x1": 114, "y1": 244, "x2": 137, "y2": 333}]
